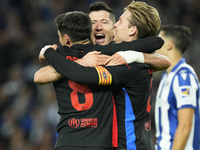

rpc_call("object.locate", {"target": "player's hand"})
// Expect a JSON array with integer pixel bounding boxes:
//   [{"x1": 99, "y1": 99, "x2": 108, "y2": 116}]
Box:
[
  {"x1": 39, "y1": 44, "x2": 57, "y2": 62},
  {"x1": 75, "y1": 51, "x2": 110, "y2": 67},
  {"x1": 105, "y1": 52, "x2": 127, "y2": 66}
]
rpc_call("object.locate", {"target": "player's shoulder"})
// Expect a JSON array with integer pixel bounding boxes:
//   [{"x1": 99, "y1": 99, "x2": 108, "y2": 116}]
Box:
[
  {"x1": 173, "y1": 63, "x2": 199, "y2": 86},
  {"x1": 174, "y1": 62, "x2": 196, "y2": 76},
  {"x1": 56, "y1": 46, "x2": 70, "y2": 55},
  {"x1": 128, "y1": 62, "x2": 151, "y2": 70}
]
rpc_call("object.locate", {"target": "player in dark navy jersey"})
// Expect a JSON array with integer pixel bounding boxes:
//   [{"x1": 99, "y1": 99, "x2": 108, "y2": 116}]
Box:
[
  {"x1": 43, "y1": 44, "x2": 155, "y2": 150},
  {"x1": 37, "y1": 11, "x2": 116, "y2": 150},
  {"x1": 40, "y1": 41, "x2": 155, "y2": 150},
  {"x1": 34, "y1": 11, "x2": 167, "y2": 150},
  {"x1": 52, "y1": 44, "x2": 115, "y2": 149}
]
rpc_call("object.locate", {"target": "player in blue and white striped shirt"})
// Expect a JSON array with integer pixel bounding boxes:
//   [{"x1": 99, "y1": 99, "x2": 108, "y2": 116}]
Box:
[{"x1": 155, "y1": 25, "x2": 200, "y2": 150}]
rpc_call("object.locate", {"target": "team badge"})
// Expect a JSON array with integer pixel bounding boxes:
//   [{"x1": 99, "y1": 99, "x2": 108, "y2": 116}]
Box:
[{"x1": 68, "y1": 118, "x2": 80, "y2": 128}]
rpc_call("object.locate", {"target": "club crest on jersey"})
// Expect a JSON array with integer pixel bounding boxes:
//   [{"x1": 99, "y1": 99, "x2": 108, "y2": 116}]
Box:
[
  {"x1": 68, "y1": 118, "x2": 80, "y2": 128},
  {"x1": 181, "y1": 87, "x2": 190, "y2": 98},
  {"x1": 144, "y1": 120, "x2": 151, "y2": 131},
  {"x1": 68, "y1": 118, "x2": 98, "y2": 128}
]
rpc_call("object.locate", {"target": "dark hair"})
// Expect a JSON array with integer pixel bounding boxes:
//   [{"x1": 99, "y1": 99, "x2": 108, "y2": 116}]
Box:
[
  {"x1": 160, "y1": 25, "x2": 192, "y2": 54},
  {"x1": 55, "y1": 11, "x2": 92, "y2": 43},
  {"x1": 88, "y1": 2, "x2": 115, "y2": 23}
]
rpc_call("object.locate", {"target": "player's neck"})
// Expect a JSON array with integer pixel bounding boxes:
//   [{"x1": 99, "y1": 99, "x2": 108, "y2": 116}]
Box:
[
  {"x1": 166, "y1": 56, "x2": 182, "y2": 73},
  {"x1": 70, "y1": 39, "x2": 90, "y2": 47}
]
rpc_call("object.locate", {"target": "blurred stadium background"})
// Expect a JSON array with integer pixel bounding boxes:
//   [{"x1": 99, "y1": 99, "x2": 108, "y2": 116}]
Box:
[{"x1": 0, "y1": 0, "x2": 199, "y2": 149}]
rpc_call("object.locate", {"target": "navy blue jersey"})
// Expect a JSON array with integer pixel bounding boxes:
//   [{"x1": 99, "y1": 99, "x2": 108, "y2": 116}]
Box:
[
  {"x1": 45, "y1": 51, "x2": 155, "y2": 150},
  {"x1": 111, "y1": 67, "x2": 154, "y2": 150},
  {"x1": 53, "y1": 44, "x2": 116, "y2": 149}
]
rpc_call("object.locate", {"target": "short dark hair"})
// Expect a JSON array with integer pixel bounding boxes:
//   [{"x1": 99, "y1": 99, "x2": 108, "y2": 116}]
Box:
[
  {"x1": 55, "y1": 11, "x2": 92, "y2": 43},
  {"x1": 160, "y1": 25, "x2": 192, "y2": 54},
  {"x1": 88, "y1": 2, "x2": 115, "y2": 23}
]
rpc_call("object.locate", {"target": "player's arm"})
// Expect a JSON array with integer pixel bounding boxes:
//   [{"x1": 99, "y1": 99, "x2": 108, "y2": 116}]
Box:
[
  {"x1": 81, "y1": 36, "x2": 164, "y2": 67},
  {"x1": 171, "y1": 108, "x2": 194, "y2": 150},
  {"x1": 98, "y1": 36, "x2": 167, "y2": 70},
  {"x1": 34, "y1": 65, "x2": 63, "y2": 85},
  {"x1": 44, "y1": 48, "x2": 149, "y2": 86},
  {"x1": 34, "y1": 45, "x2": 106, "y2": 85},
  {"x1": 104, "y1": 51, "x2": 171, "y2": 71},
  {"x1": 96, "y1": 36, "x2": 164, "y2": 55},
  {"x1": 79, "y1": 36, "x2": 170, "y2": 70},
  {"x1": 101, "y1": 36, "x2": 170, "y2": 71},
  {"x1": 142, "y1": 52, "x2": 171, "y2": 71},
  {"x1": 44, "y1": 48, "x2": 103, "y2": 85},
  {"x1": 34, "y1": 44, "x2": 64, "y2": 85}
]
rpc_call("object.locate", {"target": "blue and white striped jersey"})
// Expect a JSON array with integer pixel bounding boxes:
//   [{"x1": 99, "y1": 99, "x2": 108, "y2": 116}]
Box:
[{"x1": 155, "y1": 58, "x2": 200, "y2": 150}]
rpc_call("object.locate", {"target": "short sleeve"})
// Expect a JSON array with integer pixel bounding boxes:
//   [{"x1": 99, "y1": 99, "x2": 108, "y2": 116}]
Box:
[{"x1": 173, "y1": 72, "x2": 198, "y2": 109}]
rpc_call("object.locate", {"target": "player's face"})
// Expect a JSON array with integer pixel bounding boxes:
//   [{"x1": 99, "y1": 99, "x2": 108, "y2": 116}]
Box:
[
  {"x1": 89, "y1": 10, "x2": 114, "y2": 45},
  {"x1": 113, "y1": 10, "x2": 134, "y2": 43},
  {"x1": 156, "y1": 31, "x2": 168, "y2": 56}
]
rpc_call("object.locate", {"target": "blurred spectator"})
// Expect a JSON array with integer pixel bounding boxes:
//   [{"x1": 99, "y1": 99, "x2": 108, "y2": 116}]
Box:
[{"x1": 0, "y1": 0, "x2": 199, "y2": 149}]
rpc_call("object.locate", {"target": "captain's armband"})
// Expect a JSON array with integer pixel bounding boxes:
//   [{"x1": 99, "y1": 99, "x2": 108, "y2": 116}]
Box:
[{"x1": 95, "y1": 66, "x2": 112, "y2": 86}]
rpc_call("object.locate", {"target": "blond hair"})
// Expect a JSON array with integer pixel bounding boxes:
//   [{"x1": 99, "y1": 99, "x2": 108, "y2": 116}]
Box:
[{"x1": 124, "y1": 0, "x2": 161, "y2": 38}]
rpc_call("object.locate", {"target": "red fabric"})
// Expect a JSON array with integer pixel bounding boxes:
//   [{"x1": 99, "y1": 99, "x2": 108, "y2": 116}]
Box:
[{"x1": 112, "y1": 96, "x2": 118, "y2": 147}]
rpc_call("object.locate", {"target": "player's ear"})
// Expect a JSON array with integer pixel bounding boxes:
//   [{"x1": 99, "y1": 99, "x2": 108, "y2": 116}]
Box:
[
  {"x1": 129, "y1": 26, "x2": 138, "y2": 37},
  {"x1": 167, "y1": 40, "x2": 174, "y2": 51},
  {"x1": 64, "y1": 34, "x2": 71, "y2": 45}
]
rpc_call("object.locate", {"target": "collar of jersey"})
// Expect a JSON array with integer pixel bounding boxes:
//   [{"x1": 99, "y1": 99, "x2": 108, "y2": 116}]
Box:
[
  {"x1": 70, "y1": 43, "x2": 92, "y2": 51},
  {"x1": 171, "y1": 58, "x2": 186, "y2": 72}
]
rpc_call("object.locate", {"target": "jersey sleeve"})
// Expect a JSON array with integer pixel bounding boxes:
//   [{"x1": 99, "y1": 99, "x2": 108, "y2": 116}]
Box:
[
  {"x1": 44, "y1": 48, "x2": 151, "y2": 86},
  {"x1": 44, "y1": 48, "x2": 112, "y2": 85},
  {"x1": 173, "y1": 71, "x2": 199, "y2": 109},
  {"x1": 105, "y1": 63, "x2": 152, "y2": 85},
  {"x1": 93, "y1": 36, "x2": 164, "y2": 55}
]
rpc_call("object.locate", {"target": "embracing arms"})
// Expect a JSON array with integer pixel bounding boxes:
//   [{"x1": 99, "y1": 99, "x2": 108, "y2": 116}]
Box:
[{"x1": 34, "y1": 36, "x2": 170, "y2": 84}]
